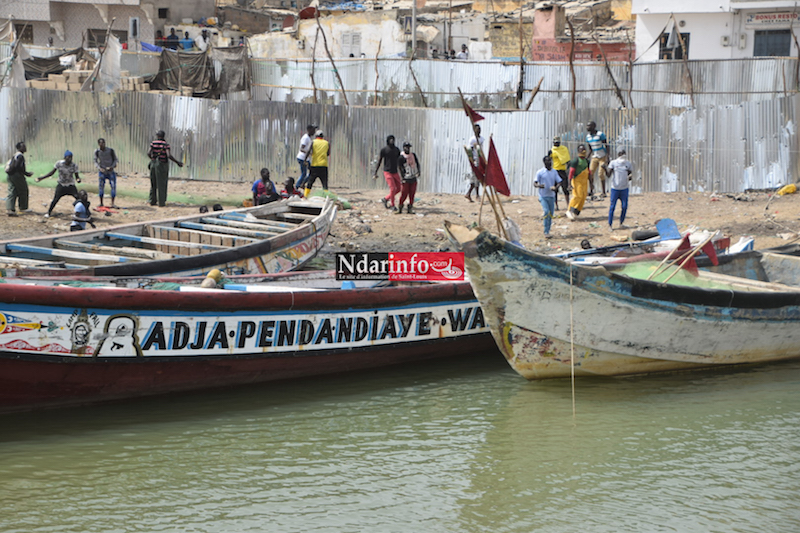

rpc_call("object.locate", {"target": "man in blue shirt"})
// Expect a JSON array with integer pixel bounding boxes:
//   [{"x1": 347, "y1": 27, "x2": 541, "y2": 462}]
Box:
[
  {"x1": 586, "y1": 121, "x2": 608, "y2": 198},
  {"x1": 533, "y1": 155, "x2": 562, "y2": 239}
]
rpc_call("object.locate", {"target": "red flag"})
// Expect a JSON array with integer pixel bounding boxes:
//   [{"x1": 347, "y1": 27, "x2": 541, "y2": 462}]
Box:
[
  {"x1": 462, "y1": 100, "x2": 484, "y2": 123},
  {"x1": 485, "y1": 138, "x2": 510, "y2": 196},
  {"x1": 700, "y1": 239, "x2": 719, "y2": 266}
]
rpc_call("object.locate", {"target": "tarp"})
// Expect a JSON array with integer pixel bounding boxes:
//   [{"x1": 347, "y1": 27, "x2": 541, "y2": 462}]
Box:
[
  {"x1": 211, "y1": 46, "x2": 250, "y2": 96},
  {"x1": 151, "y1": 48, "x2": 214, "y2": 96},
  {"x1": 22, "y1": 47, "x2": 88, "y2": 79},
  {"x1": 97, "y1": 33, "x2": 122, "y2": 93}
]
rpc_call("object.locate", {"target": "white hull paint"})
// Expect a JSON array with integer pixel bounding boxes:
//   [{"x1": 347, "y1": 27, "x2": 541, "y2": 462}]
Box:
[{"x1": 449, "y1": 226, "x2": 800, "y2": 379}]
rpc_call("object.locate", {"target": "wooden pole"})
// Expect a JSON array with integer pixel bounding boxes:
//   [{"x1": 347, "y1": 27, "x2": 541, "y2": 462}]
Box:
[
  {"x1": 663, "y1": 233, "x2": 716, "y2": 283},
  {"x1": 315, "y1": 10, "x2": 349, "y2": 106},
  {"x1": 524, "y1": 75, "x2": 544, "y2": 111},
  {"x1": 517, "y1": 3, "x2": 525, "y2": 109},
  {"x1": 310, "y1": 27, "x2": 319, "y2": 104},
  {"x1": 672, "y1": 14, "x2": 694, "y2": 107},
  {"x1": 567, "y1": 17, "x2": 577, "y2": 110},
  {"x1": 593, "y1": 34, "x2": 626, "y2": 108},
  {"x1": 408, "y1": 48, "x2": 428, "y2": 107},
  {"x1": 625, "y1": 29, "x2": 635, "y2": 108},
  {"x1": 373, "y1": 39, "x2": 381, "y2": 106}
]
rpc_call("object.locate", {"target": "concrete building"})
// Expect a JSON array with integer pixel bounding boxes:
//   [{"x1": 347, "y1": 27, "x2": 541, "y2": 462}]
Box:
[
  {"x1": 2, "y1": 0, "x2": 215, "y2": 49},
  {"x1": 634, "y1": 0, "x2": 800, "y2": 62}
]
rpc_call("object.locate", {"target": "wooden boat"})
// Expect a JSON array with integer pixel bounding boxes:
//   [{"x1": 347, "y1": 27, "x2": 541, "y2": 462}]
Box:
[
  {"x1": 0, "y1": 199, "x2": 336, "y2": 277},
  {"x1": 0, "y1": 270, "x2": 494, "y2": 411},
  {"x1": 446, "y1": 222, "x2": 800, "y2": 380}
]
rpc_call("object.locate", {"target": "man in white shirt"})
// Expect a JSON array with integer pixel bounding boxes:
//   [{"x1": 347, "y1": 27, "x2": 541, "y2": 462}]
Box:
[
  {"x1": 456, "y1": 44, "x2": 469, "y2": 60},
  {"x1": 606, "y1": 149, "x2": 633, "y2": 230},
  {"x1": 295, "y1": 124, "x2": 316, "y2": 189},
  {"x1": 465, "y1": 125, "x2": 484, "y2": 202},
  {"x1": 194, "y1": 30, "x2": 210, "y2": 52}
]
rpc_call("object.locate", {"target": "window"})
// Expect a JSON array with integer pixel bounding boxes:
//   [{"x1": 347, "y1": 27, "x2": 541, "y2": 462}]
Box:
[
  {"x1": 341, "y1": 32, "x2": 361, "y2": 57},
  {"x1": 14, "y1": 24, "x2": 33, "y2": 44},
  {"x1": 658, "y1": 32, "x2": 690, "y2": 60},
  {"x1": 158, "y1": 8, "x2": 169, "y2": 19},
  {"x1": 754, "y1": 30, "x2": 791, "y2": 57},
  {"x1": 87, "y1": 29, "x2": 128, "y2": 48}
]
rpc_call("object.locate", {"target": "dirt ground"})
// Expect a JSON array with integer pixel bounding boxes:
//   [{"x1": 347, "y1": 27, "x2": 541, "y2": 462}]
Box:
[{"x1": 3, "y1": 174, "x2": 800, "y2": 264}]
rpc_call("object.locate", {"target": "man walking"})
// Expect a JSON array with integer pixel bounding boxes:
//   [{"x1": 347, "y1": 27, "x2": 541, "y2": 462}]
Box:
[
  {"x1": 94, "y1": 138, "x2": 119, "y2": 208},
  {"x1": 147, "y1": 130, "x2": 183, "y2": 207},
  {"x1": 586, "y1": 121, "x2": 609, "y2": 198},
  {"x1": 465, "y1": 125, "x2": 485, "y2": 202},
  {"x1": 397, "y1": 142, "x2": 420, "y2": 214},
  {"x1": 296, "y1": 124, "x2": 316, "y2": 189},
  {"x1": 37, "y1": 150, "x2": 82, "y2": 218},
  {"x1": 373, "y1": 135, "x2": 401, "y2": 211},
  {"x1": 566, "y1": 144, "x2": 590, "y2": 221},
  {"x1": 533, "y1": 155, "x2": 561, "y2": 239},
  {"x1": 306, "y1": 130, "x2": 330, "y2": 195},
  {"x1": 548, "y1": 135, "x2": 570, "y2": 211},
  {"x1": 607, "y1": 149, "x2": 633, "y2": 231}
]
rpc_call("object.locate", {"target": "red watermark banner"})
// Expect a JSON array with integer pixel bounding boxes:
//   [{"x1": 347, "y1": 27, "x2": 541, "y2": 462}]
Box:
[{"x1": 336, "y1": 252, "x2": 465, "y2": 281}]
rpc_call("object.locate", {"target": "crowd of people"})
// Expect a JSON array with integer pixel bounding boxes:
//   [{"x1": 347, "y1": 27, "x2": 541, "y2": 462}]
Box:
[{"x1": 5, "y1": 119, "x2": 633, "y2": 241}]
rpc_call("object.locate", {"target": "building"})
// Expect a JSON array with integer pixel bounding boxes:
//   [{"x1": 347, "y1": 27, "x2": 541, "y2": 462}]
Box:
[
  {"x1": 530, "y1": 2, "x2": 633, "y2": 62},
  {"x1": 2, "y1": 0, "x2": 215, "y2": 49},
  {"x1": 633, "y1": 0, "x2": 800, "y2": 62}
]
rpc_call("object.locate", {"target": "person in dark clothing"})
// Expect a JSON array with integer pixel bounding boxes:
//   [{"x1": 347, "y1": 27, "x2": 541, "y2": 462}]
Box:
[
  {"x1": 5, "y1": 141, "x2": 33, "y2": 216},
  {"x1": 397, "y1": 142, "x2": 420, "y2": 214},
  {"x1": 70, "y1": 190, "x2": 95, "y2": 231},
  {"x1": 372, "y1": 135, "x2": 401, "y2": 211},
  {"x1": 147, "y1": 130, "x2": 183, "y2": 207},
  {"x1": 37, "y1": 150, "x2": 82, "y2": 218},
  {"x1": 165, "y1": 28, "x2": 180, "y2": 50},
  {"x1": 252, "y1": 168, "x2": 280, "y2": 205}
]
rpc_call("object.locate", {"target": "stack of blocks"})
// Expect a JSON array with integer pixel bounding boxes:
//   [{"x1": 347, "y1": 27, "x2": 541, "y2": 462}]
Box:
[{"x1": 26, "y1": 70, "x2": 151, "y2": 92}]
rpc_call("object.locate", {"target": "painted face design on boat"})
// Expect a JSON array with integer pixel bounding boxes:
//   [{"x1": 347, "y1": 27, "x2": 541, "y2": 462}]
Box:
[{"x1": 95, "y1": 316, "x2": 143, "y2": 357}]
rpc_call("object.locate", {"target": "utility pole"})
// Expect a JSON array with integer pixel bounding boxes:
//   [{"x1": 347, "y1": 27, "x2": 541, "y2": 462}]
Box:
[{"x1": 412, "y1": 0, "x2": 417, "y2": 58}]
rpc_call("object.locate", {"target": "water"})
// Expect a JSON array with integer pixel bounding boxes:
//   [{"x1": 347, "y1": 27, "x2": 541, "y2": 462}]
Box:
[{"x1": 2, "y1": 353, "x2": 800, "y2": 533}]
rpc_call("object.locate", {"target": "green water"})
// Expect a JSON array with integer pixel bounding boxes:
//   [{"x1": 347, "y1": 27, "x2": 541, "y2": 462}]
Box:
[{"x1": 1, "y1": 353, "x2": 799, "y2": 533}]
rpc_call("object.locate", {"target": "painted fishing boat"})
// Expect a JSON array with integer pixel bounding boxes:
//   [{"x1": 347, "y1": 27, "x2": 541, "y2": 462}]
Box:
[
  {"x1": 0, "y1": 199, "x2": 336, "y2": 277},
  {"x1": 446, "y1": 222, "x2": 800, "y2": 380},
  {"x1": 0, "y1": 271, "x2": 494, "y2": 411}
]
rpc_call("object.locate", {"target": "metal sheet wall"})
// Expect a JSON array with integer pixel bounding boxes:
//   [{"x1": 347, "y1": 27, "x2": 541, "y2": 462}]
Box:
[
  {"x1": 250, "y1": 57, "x2": 800, "y2": 111},
  {"x1": 1, "y1": 87, "x2": 797, "y2": 194}
]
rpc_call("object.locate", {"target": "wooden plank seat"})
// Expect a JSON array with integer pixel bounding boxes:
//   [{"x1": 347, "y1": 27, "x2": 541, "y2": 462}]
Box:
[
  {"x1": 54, "y1": 239, "x2": 177, "y2": 260},
  {"x1": 198, "y1": 217, "x2": 286, "y2": 234},
  {"x1": 106, "y1": 231, "x2": 234, "y2": 251},
  {"x1": 5, "y1": 243, "x2": 144, "y2": 264},
  {"x1": 279, "y1": 212, "x2": 316, "y2": 222},
  {"x1": 220, "y1": 212, "x2": 298, "y2": 230},
  {"x1": 177, "y1": 222, "x2": 281, "y2": 240}
]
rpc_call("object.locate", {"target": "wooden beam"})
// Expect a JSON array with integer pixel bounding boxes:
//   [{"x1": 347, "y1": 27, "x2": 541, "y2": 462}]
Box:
[
  {"x1": 6, "y1": 243, "x2": 143, "y2": 264},
  {"x1": 54, "y1": 239, "x2": 176, "y2": 260},
  {"x1": 178, "y1": 222, "x2": 281, "y2": 239},
  {"x1": 106, "y1": 232, "x2": 242, "y2": 250}
]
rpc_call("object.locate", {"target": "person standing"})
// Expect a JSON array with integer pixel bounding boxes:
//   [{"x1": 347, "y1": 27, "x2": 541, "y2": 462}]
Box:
[
  {"x1": 465, "y1": 125, "x2": 485, "y2": 202},
  {"x1": 306, "y1": 130, "x2": 330, "y2": 195},
  {"x1": 194, "y1": 30, "x2": 210, "y2": 52},
  {"x1": 373, "y1": 135, "x2": 401, "y2": 211},
  {"x1": 456, "y1": 44, "x2": 469, "y2": 60},
  {"x1": 295, "y1": 124, "x2": 316, "y2": 189},
  {"x1": 165, "y1": 28, "x2": 180, "y2": 50},
  {"x1": 533, "y1": 156, "x2": 561, "y2": 239},
  {"x1": 70, "y1": 190, "x2": 95, "y2": 232},
  {"x1": 397, "y1": 142, "x2": 420, "y2": 215},
  {"x1": 37, "y1": 150, "x2": 82, "y2": 218},
  {"x1": 607, "y1": 149, "x2": 633, "y2": 231},
  {"x1": 548, "y1": 135, "x2": 570, "y2": 211},
  {"x1": 147, "y1": 130, "x2": 183, "y2": 207},
  {"x1": 566, "y1": 144, "x2": 590, "y2": 221},
  {"x1": 94, "y1": 138, "x2": 119, "y2": 208},
  {"x1": 5, "y1": 141, "x2": 33, "y2": 216},
  {"x1": 180, "y1": 31, "x2": 194, "y2": 51},
  {"x1": 586, "y1": 121, "x2": 609, "y2": 198}
]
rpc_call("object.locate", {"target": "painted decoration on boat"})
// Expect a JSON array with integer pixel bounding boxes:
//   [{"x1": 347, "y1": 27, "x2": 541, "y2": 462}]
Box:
[{"x1": 0, "y1": 301, "x2": 487, "y2": 359}]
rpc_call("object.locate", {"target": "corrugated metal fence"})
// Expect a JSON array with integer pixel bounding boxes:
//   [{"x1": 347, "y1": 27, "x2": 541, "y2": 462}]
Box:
[
  {"x1": 250, "y1": 57, "x2": 800, "y2": 110},
  {"x1": 1, "y1": 87, "x2": 797, "y2": 194}
]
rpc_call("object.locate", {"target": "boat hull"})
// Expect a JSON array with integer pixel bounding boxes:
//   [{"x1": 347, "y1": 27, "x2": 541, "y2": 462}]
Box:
[
  {"x1": 454, "y1": 229, "x2": 800, "y2": 379},
  {"x1": 0, "y1": 280, "x2": 493, "y2": 411}
]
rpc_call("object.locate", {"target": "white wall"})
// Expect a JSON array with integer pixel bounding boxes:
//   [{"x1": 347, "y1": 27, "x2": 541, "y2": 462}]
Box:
[{"x1": 634, "y1": 0, "x2": 800, "y2": 61}]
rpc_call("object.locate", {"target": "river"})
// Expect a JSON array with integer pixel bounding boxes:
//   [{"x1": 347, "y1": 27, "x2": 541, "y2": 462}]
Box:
[{"x1": 1, "y1": 353, "x2": 799, "y2": 533}]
